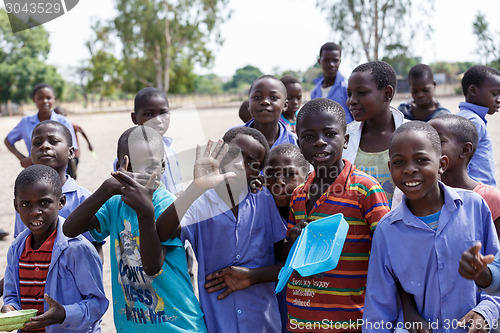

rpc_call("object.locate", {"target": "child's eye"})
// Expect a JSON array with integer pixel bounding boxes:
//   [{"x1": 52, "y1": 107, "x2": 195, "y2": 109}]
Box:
[
  {"x1": 50, "y1": 140, "x2": 59, "y2": 144},
  {"x1": 392, "y1": 160, "x2": 404, "y2": 166},
  {"x1": 252, "y1": 95, "x2": 261, "y2": 100},
  {"x1": 326, "y1": 131, "x2": 337, "y2": 137},
  {"x1": 21, "y1": 202, "x2": 30, "y2": 208},
  {"x1": 271, "y1": 95, "x2": 279, "y2": 101},
  {"x1": 417, "y1": 158, "x2": 429, "y2": 163}
]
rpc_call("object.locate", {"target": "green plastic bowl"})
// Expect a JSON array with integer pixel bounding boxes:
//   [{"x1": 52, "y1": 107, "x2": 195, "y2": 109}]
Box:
[{"x1": 0, "y1": 309, "x2": 38, "y2": 331}]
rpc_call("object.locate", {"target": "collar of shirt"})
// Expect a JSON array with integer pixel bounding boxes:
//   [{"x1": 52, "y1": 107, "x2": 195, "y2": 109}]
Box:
[
  {"x1": 302, "y1": 159, "x2": 354, "y2": 197},
  {"x1": 459, "y1": 102, "x2": 489, "y2": 124},
  {"x1": 27, "y1": 110, "x2": 60, "y2": 124},
  {"x1": 162, "y1": 136, "x2": 173, "y2": 147},
  {"x1": 204, "y1": 187, "x2": 250, "y2": 215},
  {"x1": 21, "y1": 226, "x2": 58, "y2": 258},
  {"x1": 63, "y1": 174, "x2": 79, "y2": 193},
  {"x1": 243, "y1": 119, "x2": 297, "y2": 148}
]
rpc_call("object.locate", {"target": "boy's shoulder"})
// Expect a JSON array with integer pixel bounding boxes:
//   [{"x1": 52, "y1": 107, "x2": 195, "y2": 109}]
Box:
[{"x1": 63, "y1": 176, "x2": 92, "y2": 197}]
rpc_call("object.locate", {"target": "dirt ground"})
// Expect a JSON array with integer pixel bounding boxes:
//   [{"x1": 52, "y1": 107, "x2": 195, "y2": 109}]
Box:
[{"x1": 0, "y1": 94, "x2": 500, "y2": 332}]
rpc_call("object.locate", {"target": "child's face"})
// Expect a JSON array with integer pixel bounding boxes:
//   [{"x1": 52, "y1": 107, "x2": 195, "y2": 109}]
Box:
[
  {"x1": 410, "y1": 75, "x2": 436, "y2": 108},
  {"x1": 265, "y1": 155, "x2": 306, "y2": 208},
  {"x1": 33, "y1": 88, "x2": 55, "y2": 116},
  {"x1": 470, "y1": 73, "x2": 500, "y2": 115},
  {"x1": 428, "y1": 119, "x2": 462, "y2": 170},
  {"x1": 297, "y1": 112, "x2": 348, "y2": 169},
  {"x1": 125, "y1": 140, "x2": 165, "y2": 187},
  {"x1": 347, "y1": 71, "x2": 392, "y2": 122},
  {"x1": 31, "y1": 124, "x2": 74, "y2": 172},
  {"x1": 132, "y1": 95, "x2": 170, "y2": 136},
  {"x1": 285, "y1": 83, "x2": 302, "y2": 115},
  {"x1": 221, "y1": 134, "x2": 267, "y2": 188},
  {"x1": 389, "y1": 131, "x2": 447, "y2": 203},
  {"x1": 14, "y1": 181, "x2": 64, "y2": 242},
  {"x1": 248, "y1": 78, "x2": 287, "y2": 125},
  {"x1": 318, "y1": 50, "x2": 341, "y2": 80}
]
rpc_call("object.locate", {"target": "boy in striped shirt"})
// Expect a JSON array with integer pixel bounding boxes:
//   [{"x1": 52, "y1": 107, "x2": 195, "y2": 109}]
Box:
[{"x1": 287, "y1": 98, "x2": 390, "y2": 332}]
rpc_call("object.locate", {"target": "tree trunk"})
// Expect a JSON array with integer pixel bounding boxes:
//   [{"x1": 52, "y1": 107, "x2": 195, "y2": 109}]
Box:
[
  {"x1": 155, "y1": 44, "x2": 163, "y2": 91},
  {"x1": 163, "y1": 0, "x2": 171, "y2": 93}
]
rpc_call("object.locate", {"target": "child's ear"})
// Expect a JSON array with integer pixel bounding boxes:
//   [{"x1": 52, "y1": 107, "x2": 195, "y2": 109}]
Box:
[
  {"x1": 59, "y1": 194, "x2": 66, "y2": 210},
  {"x1": 68, "y1": 146, "x2": 75, "y2": 160},
  {"x1": 283, "y1": 100, "x2": 289, "y2": 112},
  {"x1": 384, "y1": 86, "x2": 394, "y2": 102},
  {"x1": 438, "y1": 154, "x2": 449, "y2": 175},
  {"x1": 343, "y1": 133, "x2": 350, "y2": 149},
  {"x1": 131, "y1": 112, "x2": 138, "y2": 125},
  {"x1": 460, "y1": 142, "x2": 474, "y2": 160}
]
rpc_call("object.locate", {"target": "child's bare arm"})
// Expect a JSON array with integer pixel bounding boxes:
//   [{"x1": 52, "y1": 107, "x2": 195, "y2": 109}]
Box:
[
  {"x1": 75, "y1": 125, "x2": 93, "y2": 151},
  {"x1": 397, "y1": 282, "x2": 432, "y2": 333},
  {"x1": 458, "y1": 243, "x2": 494, "y2": 288},
  {"x1": 156, "y1": 140, "x2": 235, "y2": 241},
  {"x1": 4, "y1": 137, "x2": 32, "y2": 168}
]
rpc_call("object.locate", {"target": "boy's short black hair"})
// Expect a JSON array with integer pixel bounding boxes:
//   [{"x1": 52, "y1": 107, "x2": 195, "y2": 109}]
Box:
[
  {"x1": 134, "y1": 87, "x2": 169, "y2": 112},
  {"x1": 266, "y1": 143, "x2": 309, "y2": 174},
  {"x1": 319, "y1": 42, "x2": 341, "y2": 58},
  {"x1": 32, "y1": 83, "x2": 54, "y2": 99},
  {"x1": 296, "y1": 98, "x2": 346, "y2": 135},
  {"x1": 408, "y1": 64, "x2": 434, "y2": 81},
  {"x1": 248, "y1": 75, "x2": 287, "y2": 98},
  {"x1": 390, "y1": 121, "x2": 441, "y2": 156},
  {"x1": 432, "y1": 114, "x2": 478, "y2": 162},
  {"x1": 238, "y1": 100, "x2": 251, "y2": 123},
  {"x1": 352, "y1": 61, "x2": 397, "y2": 96},
  {"x1": 33, "y1": 120, "x2": 73, "y2": 146},
  {"x1": 117, "y1": 125, "x2": 164, "y2": 162},
  {"x1": 461, "y1": 65, "x2": 500, "y2": 97},
  {"x1": 222, "y1": 127, "x2": 270, "y2": 169},
  {"x1": 280, "y1": 75, "x2": 301, "y2": 87},
  {"x1": 15, "y1": 164, "x2": 62, "y2": 198}
]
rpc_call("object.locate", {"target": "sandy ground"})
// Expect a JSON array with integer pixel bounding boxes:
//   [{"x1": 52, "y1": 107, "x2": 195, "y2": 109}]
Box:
[{"x1": 0, "y1": 94, "x2": 500, "y2": 332}]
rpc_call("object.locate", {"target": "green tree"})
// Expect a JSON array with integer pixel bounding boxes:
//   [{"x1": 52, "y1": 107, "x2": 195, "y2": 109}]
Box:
[
  {"x1": 381, "y1": 44, "x2": 421, "y2": 76},
  {"x1": 224, "y1": 65, "x2": 264, "y2": 92},
  {"x1": 317, "y1": 0, "x2": 434, "y2": 62},
  {"x1": 0, "y1": 9, "x2": 64, "y2": 103},
  {"x1": 194, "y1": 74, "x2": 224, "y2": 94},
  {"x1": 472, "y1": 12, "x2": 499, "y2": 69}
]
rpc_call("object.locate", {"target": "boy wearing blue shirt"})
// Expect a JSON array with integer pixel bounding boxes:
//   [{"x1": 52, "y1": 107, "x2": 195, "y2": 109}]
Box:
[
  {"x1": 457, "y1": 65, "x2": 500, "y2": 187},
  {"x1": 2, "y1": 165, "x2": 108, "y2": 333},
  {"x1": 311, "y1": 42, "x2": 352, "y2": 123},
  {"x1": 63, "y1": 126, "x2": 207, "y2": 332},
  {"x1": 363, "y1": 121, "x2": 500, "y2": 332}
]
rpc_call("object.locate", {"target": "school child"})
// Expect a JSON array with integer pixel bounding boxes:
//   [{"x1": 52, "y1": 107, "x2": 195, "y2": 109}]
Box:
[
  {"x1": 457, "y1": 65, "x2": 500, "y2": 187},
  {"x1": 287, "y1": 98, "x2": 390, "y2": 332},
  {"x1": 158, "y1": 127, "x2": 286, "y2": 332},
  {"x1": 244, "y1": 75, "x2": 297, "y2": 149},
  {"x1": 344, "y1": 61, "x2": 406, "y2": 206},
  {"x1": 429, "y1": 114, "x2": 500, "y2": 236},
  {"x1": 264, "y1": 143, "x2": 309, "y2": 332},
  {"x1": 63, "y1": 126, "x2": 207, "y2": 332},
  {"x1": 115, "y1": 87, "x2": 183, "y2": 195},
  {"x1": 363, "y1": 121, "x2": 500, "y2": 333},
  {"x1": 280, "y1": 76, "x2": 303, "y2": 133},
  {"x1": 397, "y1": 64, "x2": 451, "y2": 121},
  {"x1": 53, "y1": 106, "x2": 94, "y2": 180},
  {"x1": 238, "y1": 99, "x2": 252, "y2": 123},
  {"x1": 2, "y1": 164, "x2": 108, "y2": 332},
  {"x1": 310, "y1": 42, "x2": 352, "y2": 123},
  {"x1": 4, "y1": 83, "x2": 78, "y2": 169}
]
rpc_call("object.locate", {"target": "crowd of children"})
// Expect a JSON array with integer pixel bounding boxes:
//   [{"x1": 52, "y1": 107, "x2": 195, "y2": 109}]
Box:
[{"x1": 2, "y1": 41, "x2": 500, "y2": 333}]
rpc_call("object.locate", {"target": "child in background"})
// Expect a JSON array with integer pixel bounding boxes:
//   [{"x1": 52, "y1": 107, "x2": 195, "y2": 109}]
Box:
[
  {"x1": 4, "y1": 83, "x2": 78, "y2": 168},
  {"x1": 53, "y1": 106, "x2": 94, "y2": 180},
  {"x1": 457, "y1": 65, "x2": 500, "y2": 187},
  {"x1": 310, "y1": 42, "x2": 352, "y2": 123},
  {"x1": 397, "y1": 64, "x2": 451, "y2": 121},
  {"x1": 363, "y1": 121, "x2": 500, "y2": 332},
  {"x1": 287, "y1": 98, "x2": 389, "y2": 332},
  {"x1": 280, "y1": 76, "x2": 303, "y2": 133},
  {"x1": 2, "y1": 165, "x2": 108, "y2": 332},
  {"x1": 244, "y1": 75, "x2": 297, "y2": 149},
  {"x1": 238, "y1": 100, "x2": 252, "y2": 123},
  {"x1": 344, "y1": 61, "x2": 405, "y2": 206},
  {"x1": 63, "y1": 126, "x2": 207, "y2": 332}
]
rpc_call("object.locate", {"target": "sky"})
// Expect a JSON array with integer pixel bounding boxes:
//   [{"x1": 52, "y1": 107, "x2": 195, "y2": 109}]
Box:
[{"x1": 3, "y1": 0, "x2": 500, "y2": 81}]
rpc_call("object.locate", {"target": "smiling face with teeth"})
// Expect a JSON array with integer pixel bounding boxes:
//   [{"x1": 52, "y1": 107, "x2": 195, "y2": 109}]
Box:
[
  {"x1": 33, "y1": 87, "x2": 56, "y2": 120},
  {"x1": 248, "y1": 77, "x2": 288, "y2": 125},
  {"x1": 14, "y1": 180, "x2": 66, "y2": 249}
]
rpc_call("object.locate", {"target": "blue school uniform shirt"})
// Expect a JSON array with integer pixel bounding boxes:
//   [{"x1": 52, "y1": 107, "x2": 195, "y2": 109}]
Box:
[
  {"x1": 180, "y1": 187, "x2": 287, "y2": 333},
  {"x1": 6, "y1": 111, "x2": 78, "y2": 153},
  {"x1": 14, "y1": 175, "x2": 95, "y2": 243},
  {"x1": 89, "y1": 186, "x2": 207, "y2": 333},
  {"x1": 457, "y1": 102, "x2": 496, "y2": 186},
  {"x1": 363, "y1": 183, "x2": 500, "y2": 332},
  {"x1": 243, "y1": 119, "x2": 297, "y2": 149},
  {"x1": 311, "y1": 72, "x2": 353, "y2": 123},
  {"x1": 3, "y1": 218, "x2": 108, "y2": 333}
]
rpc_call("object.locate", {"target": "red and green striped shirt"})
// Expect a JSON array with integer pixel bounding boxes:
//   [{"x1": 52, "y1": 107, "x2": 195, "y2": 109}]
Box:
[{"x1": 286, "y1": 160, "x2": 389, "y2": 332}]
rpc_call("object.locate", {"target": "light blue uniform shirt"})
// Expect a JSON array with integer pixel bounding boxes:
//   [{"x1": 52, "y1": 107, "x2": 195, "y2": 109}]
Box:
[
  {"x1": 243, "y1": 119, "x2": 297, "y2": 149},
  {"x1": 4, "y1": 218, "x2": 108, "y2": 333},
  {"x1": 311, "y1": 72, "x2": 353, "y2": 123},
  {"x1": 14, "y1": 175, "x2": 95, "y2": 245},
  {"x1": 457, "y1": 102, "x2": 496, "y2": 186},
  {"x1": 6, "y1": 111, "x2": 78, "y2": 153},
  {"x1": 180, "y1": 187, "x2": 287, "y2": 333},
  {"x1": 363, "y1": 183, "x2": 500, "y2": 332},
  {"x1": 484, "y1": 252, "x2": 500, "y2": 296},
  {"x1": 90, "y1": 186, "x2": 207, "y2": 333}
]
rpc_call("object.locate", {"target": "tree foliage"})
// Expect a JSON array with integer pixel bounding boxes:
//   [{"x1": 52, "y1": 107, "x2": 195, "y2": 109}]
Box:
[
  {"x1": 472, "y1": 12, "x2": 499, "y2": 70},
  {"x1": 317, "y1": 0, "x2": 434, "y2": 62},
  {"x1": 0, "y1": 9, "x2": 64, "y2": 103},
  {"x1": 223, "y1": 65, "x2": 264, "y2": 92}
]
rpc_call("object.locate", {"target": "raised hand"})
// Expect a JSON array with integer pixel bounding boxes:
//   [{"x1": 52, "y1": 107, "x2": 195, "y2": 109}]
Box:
[
  {"x1": 20, "y1": 156, "x2": 33, "y2": 168},
  {"x1": 205, "y1": 266, "x2": 253, "y2": 300},
  {"x1": 192, "y1": 139, "x2": 236, "y2": 191},
  {"x1": 23, "y1": 294, "x2": 65, "y2": 330},
  {"x1": 111, "y1": 170, "x2": 156, "y2": 215},
  {"x1": 458, "y1": 242, "x2": 494, "y2": 288}
]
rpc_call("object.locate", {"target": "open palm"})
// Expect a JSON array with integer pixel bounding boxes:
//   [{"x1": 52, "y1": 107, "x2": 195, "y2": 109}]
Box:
[{"x1": 192, "y1": 139, "x2": 236, "y2": 190}]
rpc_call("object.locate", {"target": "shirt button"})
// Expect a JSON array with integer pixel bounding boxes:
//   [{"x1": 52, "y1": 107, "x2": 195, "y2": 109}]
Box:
[
  {"x1": 445, "y1": 329, "x2": 450, "y2": 333},
  {"x1": 236, "y1": 255, "x2": 240, "y2": 260},
  {"x1": 443, "y1": 296, "x2": 448, "y2": 301},
  {"x1": 237, "y1": 310, "x2": 242, "y2": 314},
  {"x1": 35, "y1": 267, "x2": 40, "y2": 272}
]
